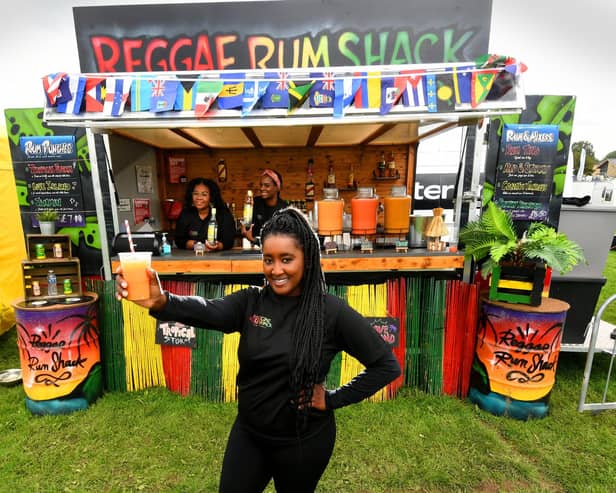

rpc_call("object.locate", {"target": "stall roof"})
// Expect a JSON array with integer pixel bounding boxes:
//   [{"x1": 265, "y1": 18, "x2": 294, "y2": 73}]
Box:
[{"x1": 42, "y1": 62, "x2": 525, "y2": 149}]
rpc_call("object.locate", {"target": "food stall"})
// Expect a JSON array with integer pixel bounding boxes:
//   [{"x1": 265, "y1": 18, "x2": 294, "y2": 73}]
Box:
[{"x1": 40, "y1": 61, "x2": 526, "y2": 401}]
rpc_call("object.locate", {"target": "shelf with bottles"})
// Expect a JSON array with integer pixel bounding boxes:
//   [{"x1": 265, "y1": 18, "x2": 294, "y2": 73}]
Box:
[
  {"x1": 372, "y1": 170, "x2": 400, "y2": 181},
  {"x1": 21, "y1": 258, "x2": 82, "y2": 301}
]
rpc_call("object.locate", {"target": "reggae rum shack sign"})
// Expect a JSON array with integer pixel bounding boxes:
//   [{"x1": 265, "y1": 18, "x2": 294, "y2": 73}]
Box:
[{"x1": 73, "y1": 0, "x2": 492, "y2": 72}]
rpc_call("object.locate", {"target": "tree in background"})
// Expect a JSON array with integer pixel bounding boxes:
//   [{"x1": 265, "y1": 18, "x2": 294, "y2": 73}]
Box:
[
  {"x1": 605, "y1": 150, "x2": 616, "y2": 159},
  {"x1": 571, "y1": 141, "x2": 599, "y2": 176}
]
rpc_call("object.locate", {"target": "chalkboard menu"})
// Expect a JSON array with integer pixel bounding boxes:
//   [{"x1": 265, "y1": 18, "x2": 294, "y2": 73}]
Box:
[
  {"x1": 493, "y1": 124, "x2": 559, "y2": 221},
  {"x1": 21, "y1": 135, "x2": 86, "y2": 227}
]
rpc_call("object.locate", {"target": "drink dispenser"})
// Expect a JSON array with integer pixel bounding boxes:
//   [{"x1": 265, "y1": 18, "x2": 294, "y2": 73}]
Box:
[
  {"x1": 317, "y1": 188, "x2": 344, "y2": 236},
  {"x1": 351, "y1": 187, "x2": 379, "y2": 235},
  {"x1": 384, "y1": 186, "x2": 411, "y2": 234}
]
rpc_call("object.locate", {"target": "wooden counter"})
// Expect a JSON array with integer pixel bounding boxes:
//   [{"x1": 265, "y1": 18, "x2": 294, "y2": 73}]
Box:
[{"x1": 110, "y1": 248, "x2": 464, "y2": 275}]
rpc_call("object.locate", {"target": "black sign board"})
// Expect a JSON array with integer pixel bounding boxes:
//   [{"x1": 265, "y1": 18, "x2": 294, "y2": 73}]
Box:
[{"x1": 155, "y1": 321, "x2": 197, "y2": 348}]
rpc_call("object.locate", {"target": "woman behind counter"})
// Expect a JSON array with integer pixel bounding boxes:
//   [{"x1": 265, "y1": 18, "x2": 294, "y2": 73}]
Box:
[
  {"x1": 175, "y1": 178, "x2": 236, "y2": 251},
  {"x1": 241, "y1": 168, "x2": 288, "y2": 244}
]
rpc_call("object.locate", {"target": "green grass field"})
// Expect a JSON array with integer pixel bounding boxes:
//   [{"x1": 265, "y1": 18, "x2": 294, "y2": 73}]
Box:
[{"x1": 1, "y1": 254, "x2": 615, "y2": 492}]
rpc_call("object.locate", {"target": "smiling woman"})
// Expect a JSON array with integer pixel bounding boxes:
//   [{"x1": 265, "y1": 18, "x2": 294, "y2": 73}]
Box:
[{"x1": 114, "y1": 206, "x2": 400, "y2": 492}]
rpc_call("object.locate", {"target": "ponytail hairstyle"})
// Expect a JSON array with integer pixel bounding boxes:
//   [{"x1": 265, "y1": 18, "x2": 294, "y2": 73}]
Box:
[{"x1": 260, "y1": 207, "x2": 325, "y2": 416}]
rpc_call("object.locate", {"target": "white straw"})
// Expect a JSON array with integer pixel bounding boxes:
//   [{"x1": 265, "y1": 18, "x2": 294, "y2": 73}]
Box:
[{"x1": 124, "y1": 220, "x2": 135, "y2": 253}]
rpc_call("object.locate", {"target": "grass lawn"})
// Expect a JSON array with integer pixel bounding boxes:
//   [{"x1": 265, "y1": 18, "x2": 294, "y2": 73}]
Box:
[{"x1": 1, "y1": 255, "x2": 615, "y2": 492}]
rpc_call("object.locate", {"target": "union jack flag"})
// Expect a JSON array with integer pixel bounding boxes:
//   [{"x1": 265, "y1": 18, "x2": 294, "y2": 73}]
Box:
[{"x1": 151, "y1": 80, "x2": 166, "y2": 97}]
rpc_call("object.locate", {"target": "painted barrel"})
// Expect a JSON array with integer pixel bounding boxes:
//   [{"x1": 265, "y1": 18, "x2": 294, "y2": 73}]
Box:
[
  {"x1": 12, "y1": 293, "x2": 102, "y2": 415},
  {"x1": 469, "y1": 297, "x2": 569, "y2": 420}
]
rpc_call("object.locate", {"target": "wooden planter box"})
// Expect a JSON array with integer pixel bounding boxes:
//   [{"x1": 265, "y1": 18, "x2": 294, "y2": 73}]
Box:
[{"x1": 489, "y1": 262, "x2": 546, "y2": 306}]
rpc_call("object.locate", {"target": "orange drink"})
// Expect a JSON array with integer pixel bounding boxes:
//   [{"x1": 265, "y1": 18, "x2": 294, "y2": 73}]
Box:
[
  {"x1": 119, "y1": 252, "x2": 152, "y2": 300},
  {"x1": 351, "y1": 187, "x2": 378, "y2": 235},
  {"x1": 384, "y1": 196, "x2": 411, "y2": 233},
  {"x1": 317, "y1": 199, "x2": 344, "y2": 235}
]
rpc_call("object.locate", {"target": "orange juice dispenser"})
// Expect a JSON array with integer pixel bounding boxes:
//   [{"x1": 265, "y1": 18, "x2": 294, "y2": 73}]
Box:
[
  {"x1": 384, "y1": 186, "x2": 411, "y2": 251},
  {"x1": 351, "y1": 187, "x2": 379, "y2": 235},
  {"x1": 317, "y1": 188, "x2": 344, "y2": 238}
]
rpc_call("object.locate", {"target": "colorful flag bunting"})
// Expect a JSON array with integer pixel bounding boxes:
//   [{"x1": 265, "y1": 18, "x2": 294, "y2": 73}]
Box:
[
  {"x1": 103, "y1": 77, "x2": 131, "y2": 116},
  {"x1": 402, "y1": 71, "x2": 427, "y2": 108},
  {"x1": 471, "y1": 69, "x2": 499, "y2": 107},
  {"x1": 241, "y1": 80, "x2": 267, "y2": 116},
  {"x1": 174, "y1": 77, "x2": 198, "y2": 111},
  {"x1": 435, "y1": 70, "x2": 455, "y2": 112},
  {"x1": 380, "y1": 75, "x2": 407, "y2": 115},
  {"x1": 217, "y1": 73, "x2": 245, "y2": 110},
  {"x1": 56, "y1": 75, "x2": 86, "y2": 114},
  {"x1": 452, "y1": 65, "x2": 473, "y2": 104},
  {"x1": 150, "y1": 79, "x2": 180, "y2": 113},
  {"x1": 84, "y1": 77, "x2": 105, "y2": 112},
  {"x1": 309, "y1": 72, "x2": 335, "y2": 108},
  {"x1": 262, "y1": 72, "x2": 289, "y2": 109},
  {"x1": 425, "y1": 74, "x2": 438, "y2": 113},
  {"x1": 42, "y1": 72, "x2": 69, "y2": 106},
  {"x1": 333, "y1": 76, "x2": 361, "y2": 118},
  {"x1": 130, "y1": 76, "x2": 153, "y2": 112},
  {"x1": 194, "y1": 80, "x2": 224, "y2": 117},
  {"x1": 288, "y1": 79, "x2": 315, "y2": 112},
  {"x1": 354, "y1": 71, "x2": 381, "y2": 109}
]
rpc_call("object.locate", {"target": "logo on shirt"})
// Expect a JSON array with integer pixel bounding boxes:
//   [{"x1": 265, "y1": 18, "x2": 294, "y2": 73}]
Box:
[{"x1": 249, "y1": 314, "x2": 272, "y2": 329}]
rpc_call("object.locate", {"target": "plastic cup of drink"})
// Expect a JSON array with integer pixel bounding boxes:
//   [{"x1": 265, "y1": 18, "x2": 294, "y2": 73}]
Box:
[{"x1": 118, "y1": 252, "x2": 152, "y2": 300}]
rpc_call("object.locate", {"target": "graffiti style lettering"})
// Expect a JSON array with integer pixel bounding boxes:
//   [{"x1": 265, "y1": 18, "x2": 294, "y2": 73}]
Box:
[
  {"x1": 493, "y1": 351, "x2": 528, "y2": 369},
  {"x1": 51, "y1": 351, "x2": 87, "y2": 372},
  {"x1": 498, "y1": 328, "x2": 551, "y2": 354},
  {"x1": 528, "y1": 353, "x2": 556, "y2": 374},
  {"x1": 29, "y1": 334, "x2": 66, "y2": 353},
  {"x1": 89, "y1": 28, "x2": 477, "y2": 72},
  {"x1": 28, "y1": 356, "x2": 49, "y2": 371}
]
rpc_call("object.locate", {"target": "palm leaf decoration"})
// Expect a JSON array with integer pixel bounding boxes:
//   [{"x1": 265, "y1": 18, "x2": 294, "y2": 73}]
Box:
[{"x1": 459, "y1": 202, "x2": 586, "y2": 278}]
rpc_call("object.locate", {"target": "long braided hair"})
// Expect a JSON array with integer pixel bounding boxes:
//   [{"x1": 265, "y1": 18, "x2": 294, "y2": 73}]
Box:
[{"x1": 260, "y1": 207, "x2": 326, "y2": 415}]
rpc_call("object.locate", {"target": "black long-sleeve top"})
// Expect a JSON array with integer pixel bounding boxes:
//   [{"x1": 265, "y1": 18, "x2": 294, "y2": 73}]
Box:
[
  {"x1": 151, "y1": 286, "x2": 401, "y2": 439},
  {"x1": 251, "y1": 196, "x2": 288, "y2": 239},
  {"x1": 174, "y1": 206, "x2": 236, "y2": 250}
]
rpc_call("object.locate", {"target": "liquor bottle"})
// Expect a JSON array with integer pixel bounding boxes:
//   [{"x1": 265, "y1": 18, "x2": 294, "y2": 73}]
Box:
[
  {"x1": 387, "y1": 151, "x2": 396, "y2": 177},
  {"x1": 378, "y1": 151, "x2": 387, "y2": 178},
  {"x1": 32, "y1": 281, "x2": 41, "y2": 296},
  {"x1": 47, "y1": 270, "x2": 57, "y2": 296},
  {"x1": 207, "y1": 208, "x2": 218, "y2": 244},
  {"x1": 327, "y1": 162, "x2": 336, "y2": 188},
  {"x1": 217, "y1": 158, "x2": 227, "y2": 182},
  {"x1": 243, "y1": 190, "x2": 253, "y2": 225},
  {"x1": 305, "y1": 159, "x2": 315, "y2": 201}
]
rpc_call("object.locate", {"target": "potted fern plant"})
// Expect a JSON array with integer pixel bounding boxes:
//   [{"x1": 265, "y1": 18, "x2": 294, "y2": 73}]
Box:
[
  {"x1": 36, "y1": 211, "x2": 59, "y2": 235},
  {"x1": 459, "y1": 202, "x2": 586, "y2": 305}
]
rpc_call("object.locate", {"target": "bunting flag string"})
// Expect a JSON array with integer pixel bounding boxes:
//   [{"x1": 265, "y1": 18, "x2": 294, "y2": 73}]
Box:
[{"x1": 43, "y1": 55, "x2": 524, "y2": 120}]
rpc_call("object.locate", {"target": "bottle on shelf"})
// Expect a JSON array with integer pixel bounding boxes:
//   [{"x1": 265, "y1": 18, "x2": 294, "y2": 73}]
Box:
[
  {"x1": 387, "y1": 151, "x2": 397, "y2": 177},
  {"x1": 243, "y1": 190, "x2": 253, "y2": 225},
  {"x1": 160, "y1": 232, "x2": 171, "y2": 256},
  {"x1": 305, "y1": 159, "x2": 315, "y2": 201},
  {"x1": 207, "y1": 207, "x2": 218, "y2": 244},
  {"x1": 377, "y1": 151, "x2": 387, "y2": 177},
  {"x1": 32, "y1": 281, "x2": 41, "y2": 297},
  {"x1": 217, "y1": 158, "x2": 227, "y2": 182},
  {"x1": 47, "y1": 270, "x2": 57, "y2": 296},
  {"x1": 326, "y1": 162, "x2": 336, "y2": 189}
]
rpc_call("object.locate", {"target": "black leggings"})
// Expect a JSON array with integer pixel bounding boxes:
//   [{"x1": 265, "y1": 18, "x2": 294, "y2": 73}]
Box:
[{"x1": 219, "y1": 416, "x2": 336, "y2": 493}]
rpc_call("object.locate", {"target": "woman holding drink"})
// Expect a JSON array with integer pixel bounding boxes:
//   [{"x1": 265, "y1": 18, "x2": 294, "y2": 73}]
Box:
[
  {"x1": 174, "y1": 177, "x2": 235, "y2": 251},
  {"x1": 115, "y1": 207, "x2": 400, "y2": 492}
]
